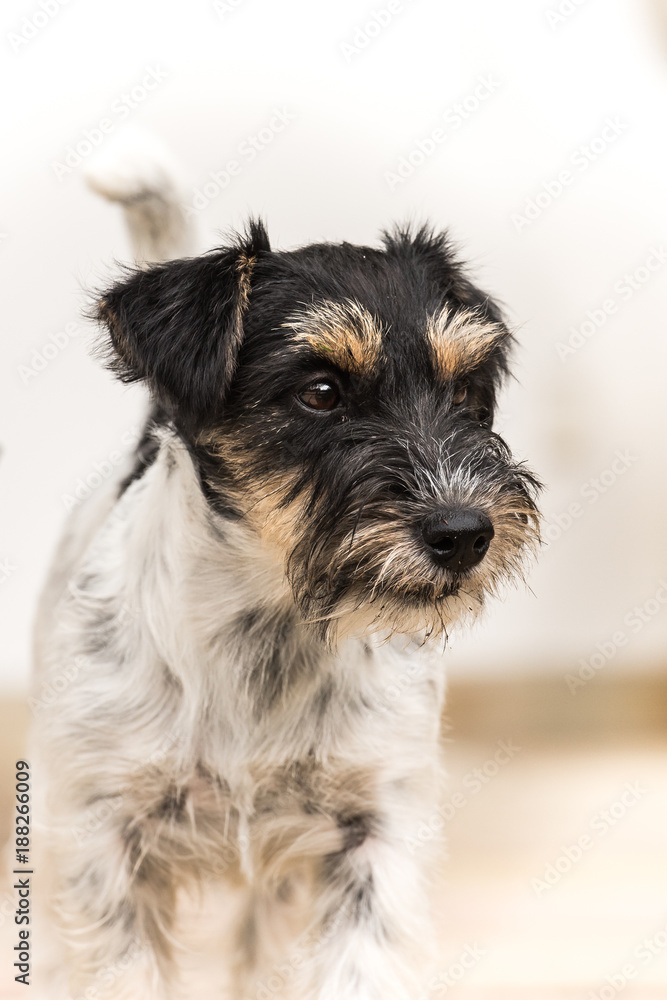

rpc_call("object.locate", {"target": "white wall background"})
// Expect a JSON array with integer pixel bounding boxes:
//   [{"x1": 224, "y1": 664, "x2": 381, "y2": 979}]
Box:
[{"x1": 1, "y1": 0, "x2": 666, "y2": 693}]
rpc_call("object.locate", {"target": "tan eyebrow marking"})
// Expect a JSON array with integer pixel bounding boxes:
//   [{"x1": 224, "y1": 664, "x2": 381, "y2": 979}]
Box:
[
  {"x1": 425, "y1": 307, "x2": 510, "y2": 378},
  {"x1": 282, "y1": 299, "x2": 383, "y2": 375}
]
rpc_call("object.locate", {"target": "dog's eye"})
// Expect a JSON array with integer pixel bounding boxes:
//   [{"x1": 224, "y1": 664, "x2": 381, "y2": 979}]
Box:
[
  {"x1": 297, "y1": 380, "x2": 341, "y2": 411},
  {"x1": 452, "y1": 384, "x2": 468, "y2": 406}
]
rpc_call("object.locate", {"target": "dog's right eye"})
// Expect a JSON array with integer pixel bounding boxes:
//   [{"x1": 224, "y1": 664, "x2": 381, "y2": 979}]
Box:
[
  {"x1": 296, "y1": 381, "x2": 341, "y2": 411},
  {"x1": 452, "y1": 384, "x2": 468, "y2": 406}
]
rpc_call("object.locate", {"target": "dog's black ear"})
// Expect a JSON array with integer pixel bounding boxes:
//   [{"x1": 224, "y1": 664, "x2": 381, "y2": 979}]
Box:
[{"x1": 95, "y1": 219, "x2": 270, "y2": 425}]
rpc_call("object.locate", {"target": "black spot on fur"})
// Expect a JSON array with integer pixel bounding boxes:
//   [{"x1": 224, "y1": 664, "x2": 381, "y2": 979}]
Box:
[
  {"x1": 190, "y1": 441, "x2": 243, "y2": 519},
  {"x1": 230, "y1": 605, "x2": 319, "y2": 712},
  {"x1": 314, "y1": 676, "x2": 335, "y2": 718},
  {"x1": 237, "y1": 908, "x2": 258, "y2": 964},
  {"x1": 81, "y1": 603, "x2": 120, "y2": 656},
  {"x1": 320, "y1": 865, "x2": 376, "y2": 926},
  {"x1": 233, "y1": 607, "x2": 263, "y2": 635},
  {"x1": 348, "y1": 877, "x2": 374, "y2": 922},
  {"x1": 122, "y1": 823, "x2": 143, "y2": 871},
  {"x1": 275, "y1": 877, "x2": 293, "y2": 903},
  {"x1": 194, "y1": 762, "x2": 231, "y2": 798},
  {"x1": 337, "y1": 813, "x2": 373, "y2": 851},
  {"x1": 152, "y1": 785, "x2": 187, "y2": 821},
  {"x1": 118, "y1": 403, "x2": 168, "y2": 497}
]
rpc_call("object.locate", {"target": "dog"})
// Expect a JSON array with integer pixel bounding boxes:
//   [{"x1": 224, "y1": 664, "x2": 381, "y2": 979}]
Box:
[{"x1": 32, "y1": 140, "x2": 540, "y2": 1000}]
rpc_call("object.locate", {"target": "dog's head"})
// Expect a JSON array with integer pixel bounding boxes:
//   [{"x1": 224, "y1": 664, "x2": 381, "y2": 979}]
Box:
[{"x1": 97, "y1": 221, "x2": 540, "y2": 642}]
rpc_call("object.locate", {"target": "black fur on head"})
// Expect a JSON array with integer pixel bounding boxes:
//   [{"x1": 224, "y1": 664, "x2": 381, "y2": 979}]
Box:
[{"x1": 96, "y1": 220, "x2": 541, "y2": 641}]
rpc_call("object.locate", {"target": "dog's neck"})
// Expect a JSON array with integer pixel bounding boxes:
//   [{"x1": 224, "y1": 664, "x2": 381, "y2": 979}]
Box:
[{"x1": 117, "y1": 434, "x2": 377, "y2": 710}]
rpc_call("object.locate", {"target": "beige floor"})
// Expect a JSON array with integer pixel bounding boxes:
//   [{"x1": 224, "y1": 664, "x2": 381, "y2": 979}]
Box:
[
  {"x1": 433, "y1": 738, "x2": 667, "y2": 999},
  {"x1": 1, "y1": 692, "x2": 666, "y2": 999}
]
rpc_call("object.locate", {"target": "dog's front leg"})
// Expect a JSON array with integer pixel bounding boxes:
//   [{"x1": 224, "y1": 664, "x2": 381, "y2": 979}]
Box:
[
  {"x1": 38, "y1": 802, "x2": 177, "y2": 1000},
  {"x1": 304, "y1": 826, "x2": 433, "y2": 1000}
]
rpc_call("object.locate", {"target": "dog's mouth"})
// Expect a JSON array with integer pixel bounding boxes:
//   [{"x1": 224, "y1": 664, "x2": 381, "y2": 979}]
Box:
[
  {"x1": 295, "y1": 570, "x2": 482, "y2": 643},
  {"x1": 300, "y1": 561, "x2": 477, "y2": 619}
]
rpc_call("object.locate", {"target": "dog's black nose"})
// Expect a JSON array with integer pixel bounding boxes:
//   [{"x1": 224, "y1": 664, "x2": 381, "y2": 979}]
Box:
[{"x1": 421, "y1": 509, "x2": 494, "y2": 571}]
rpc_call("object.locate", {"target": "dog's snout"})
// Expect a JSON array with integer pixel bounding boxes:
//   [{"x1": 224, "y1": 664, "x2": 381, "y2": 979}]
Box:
[{"x1": 421, "y1": 509, "x2": 494, "y2": 571}]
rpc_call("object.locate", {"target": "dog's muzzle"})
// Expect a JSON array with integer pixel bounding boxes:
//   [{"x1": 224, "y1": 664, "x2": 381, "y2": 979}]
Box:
[{"x1": 420, "y1": 508, "x2": 495, "y2": 572}]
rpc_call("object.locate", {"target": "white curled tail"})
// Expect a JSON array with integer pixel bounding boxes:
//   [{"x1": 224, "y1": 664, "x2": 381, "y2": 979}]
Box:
[{"x1": 84, "y1": 129, "x2": 196, "y2": 263}]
